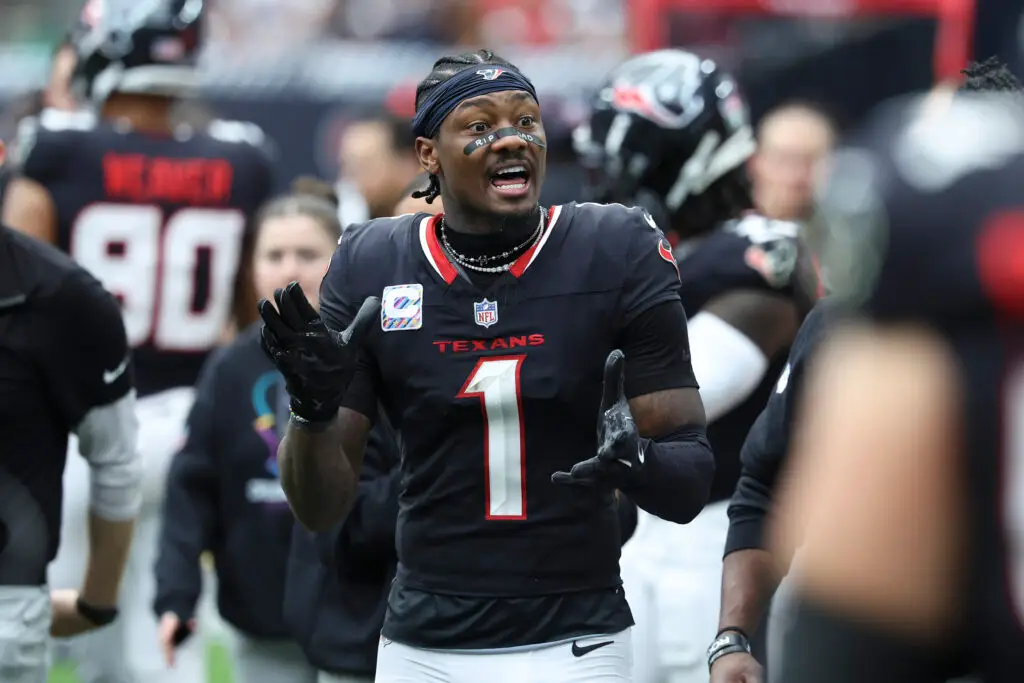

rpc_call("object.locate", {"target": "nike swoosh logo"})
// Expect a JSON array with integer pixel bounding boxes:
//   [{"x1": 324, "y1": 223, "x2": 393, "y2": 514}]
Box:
[
  {"x1": 571, "y1": 640, "x2": 614, "y2": 657},
  {"x1": 103, "y1": 356, "x2": 129, "y2": 384}
]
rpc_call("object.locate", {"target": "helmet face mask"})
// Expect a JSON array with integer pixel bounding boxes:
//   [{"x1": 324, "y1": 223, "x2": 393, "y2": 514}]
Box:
[
  {"x1": 575, "y1": 49, "x2": 756, "y2": 231},
  {"x1": 71, "y1": 0, "x2": 205, "y2": 104}
]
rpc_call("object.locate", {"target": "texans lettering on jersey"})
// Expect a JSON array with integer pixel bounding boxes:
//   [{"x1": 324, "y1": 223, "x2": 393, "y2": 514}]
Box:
[
  {"x1": 14, "y1": 114, "x2": 274, "y2": 396},
  {"x1": 319, "y1": 202, "x2": 680, "y2": 599}
]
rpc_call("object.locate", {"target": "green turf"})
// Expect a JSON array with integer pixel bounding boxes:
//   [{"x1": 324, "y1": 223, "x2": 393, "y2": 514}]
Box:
[{"x1": 47, "y1": 640, "x2": 235, "y2": 683}]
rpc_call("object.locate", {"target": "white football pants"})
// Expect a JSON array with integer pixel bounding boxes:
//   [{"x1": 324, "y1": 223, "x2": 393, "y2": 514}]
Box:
[
  {"x1": 620, "y1": 500, "x2": 730, "y2": 683},
  {"x1": 375, "y1": 629, "x2": 632, "y2": 683},
  {"x1": 0, "y1": 586, "x2": 50, "y2": 683}
]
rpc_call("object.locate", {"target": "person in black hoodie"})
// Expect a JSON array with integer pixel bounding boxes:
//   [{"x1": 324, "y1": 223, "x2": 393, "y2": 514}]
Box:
[
  {"x1": 153, "y1": 177, "x2": 349, "y2": 682},
  {"x1": 283, "y1": 408, "x2": 400, "y2": 683},
  {"x1": 280, "y1": 180, "x2": 412, "y2": 683}
]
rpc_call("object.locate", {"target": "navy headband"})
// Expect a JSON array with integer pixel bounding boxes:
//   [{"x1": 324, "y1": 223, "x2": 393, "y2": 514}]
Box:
[{"x1": 411, "y1": 66, "x2": 540, "y2": 139}]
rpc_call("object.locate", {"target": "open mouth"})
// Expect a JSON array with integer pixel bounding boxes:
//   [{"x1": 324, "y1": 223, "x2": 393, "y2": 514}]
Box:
[{"x1": 489, "y1": 164, "x2": 532, "y2": 197}]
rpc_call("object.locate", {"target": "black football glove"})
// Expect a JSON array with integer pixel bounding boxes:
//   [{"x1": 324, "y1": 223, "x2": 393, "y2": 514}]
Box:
[
  {"x1": 258, "y1": 282, "x2": 380, "y2": 424},
  {"x1": 552, "y1": 349, "x2": 644, "y2": 488}
]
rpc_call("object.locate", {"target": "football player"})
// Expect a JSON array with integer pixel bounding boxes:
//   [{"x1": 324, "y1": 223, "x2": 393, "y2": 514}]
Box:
[
  {"x1": 260, "y1": 49, "x2": 717, "y2": 683},
  {"x1": 1, "y1": 2, "x2": 273, "y2": 681},
  {"x1": 773, "y1": 58, "x2": 1024, "y2": 683},
  {"x1": 573, "y1": 48, "x2": 817, "y2": 681}
]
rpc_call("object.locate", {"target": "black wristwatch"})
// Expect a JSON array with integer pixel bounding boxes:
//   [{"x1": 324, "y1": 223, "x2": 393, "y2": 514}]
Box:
[
  {"x1": 707, "y1": 629, "x2": 752, "y2": 670},
  {"x1": 75, "y1": 598, "x2": 119, "y2": 627}
]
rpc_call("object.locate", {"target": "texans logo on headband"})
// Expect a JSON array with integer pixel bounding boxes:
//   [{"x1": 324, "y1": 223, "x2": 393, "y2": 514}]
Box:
[
  {"x1": 412, "y1": 66, "x2": 537, "y2": 138},
  {"x1": 477, "y1": 68, "x2": 505, "y2": 81}
]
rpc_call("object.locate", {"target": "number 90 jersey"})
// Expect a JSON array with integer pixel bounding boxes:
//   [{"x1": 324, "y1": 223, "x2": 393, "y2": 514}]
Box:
[
  {"x1": 820, "y1": 93, "x2": 1024, "y2": 683},
  {"x1": 321, "y1": 202, "x2": 683, "y2": 598},
  {"x1": 15, "y1": 113, "x2": 273, "y2": 396}
]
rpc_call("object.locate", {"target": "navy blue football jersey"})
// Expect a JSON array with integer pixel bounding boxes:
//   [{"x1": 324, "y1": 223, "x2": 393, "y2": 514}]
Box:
[
  {"x1": 823, "y1": 93, "x2": 1024, "y2": 683},
  {"x1": 14, "y1": 112, "x2": 273, "y2": 396},
  {"x1": 676, "y1": 213, "x2": 816, "y2": 502},
  {"x1": 320, "y1": 202, "x2": 683, "y2": 600}
]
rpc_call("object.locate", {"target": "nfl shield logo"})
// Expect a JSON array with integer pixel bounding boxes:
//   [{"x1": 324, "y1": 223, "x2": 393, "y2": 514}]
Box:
[{"x1": 473, "y1": 299, "x2": 498, "y2": 328}]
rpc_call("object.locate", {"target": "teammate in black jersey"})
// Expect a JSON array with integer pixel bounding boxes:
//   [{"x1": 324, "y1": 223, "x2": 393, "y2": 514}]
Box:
[
  {"x1": 774, "y1": 58, "x2": 1024, "y2": 683},
  {"x1": 259, "y1": 48, "x2": 716, "y2": 683},
  {"x1": 573, "y1": 48, "x2": 818, "y2": 681},
  {"x1": 2, "y1": 3, "x2": 273, "y2": 681}
]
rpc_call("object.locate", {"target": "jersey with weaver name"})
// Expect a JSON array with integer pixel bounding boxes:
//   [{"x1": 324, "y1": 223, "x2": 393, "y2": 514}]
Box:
[
  {"x1": 675, "y1": 213, "x2": 817, "y2": 503},
  {"x1": 320, "y1": 202, "x2": 682, "y2": 600},
  {"x1": 14, "y1": 114, "x2": 273, "y2": 397},
  {"x1": 832, "y1": 93, "x2": 1024, "y2": 683}
]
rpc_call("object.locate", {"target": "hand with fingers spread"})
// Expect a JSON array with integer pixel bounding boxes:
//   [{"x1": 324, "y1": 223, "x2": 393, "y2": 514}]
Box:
[
  {"x1": 552, "y1": 349, "x2": 644, "y2": 488},
  {"x1": 258, "y1": 281, "x2": 380, "y2": 424}
]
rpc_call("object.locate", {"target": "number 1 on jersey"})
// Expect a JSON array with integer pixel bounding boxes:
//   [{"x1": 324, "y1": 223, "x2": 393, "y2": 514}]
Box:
[{"x1": 458, "y1": 356, "x2": 527, "y2": 520}]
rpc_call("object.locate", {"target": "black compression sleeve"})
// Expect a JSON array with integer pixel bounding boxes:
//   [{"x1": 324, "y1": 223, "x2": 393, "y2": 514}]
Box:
[
  {"x1": 779, "y1": 596, "x2": 953, "y2": 683},
  {"x1": 620, "y1": 425, "x2": 715, "y2": 523},
  {"x1": 339, "y1": 353, "x2": 380, "y2": 423},
  {"x1": 725, "y1": 300, "x2": 836, "y2": 556},
  {"x1": 620, "y1": 301, "x2": 698, "y2": 399},
  {"x1": 724, "y1": 409, "x2": 779, "y2": 555}
]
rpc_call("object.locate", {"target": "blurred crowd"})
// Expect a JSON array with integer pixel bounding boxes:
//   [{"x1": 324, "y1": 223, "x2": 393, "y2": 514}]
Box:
[{"x1": 0, "y1": 0, "x2": 627, "y2": 48}]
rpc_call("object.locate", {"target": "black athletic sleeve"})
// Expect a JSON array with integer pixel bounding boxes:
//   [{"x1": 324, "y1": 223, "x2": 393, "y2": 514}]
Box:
[
  {"x1": 153, "y1": 349, "x2": 224, "y2": 623},
  {"x1": 619, "y1": 301, "x2": 699, "y2": 399},
  {"x1": 613, "y1": 207, "x2": 694, "y2": 398},
  {"x1": 724, "y1": 300, "x2": 835, "y2": 556},
  {"x1": 319, "y1": 229, "x2": 380, "y2": 422},
  {"x1": 619, "y1": 207, "x2": 682, "y2": 325},
  {"x1": 39, "y1": 269, "x2": 133, "y2": 429}
]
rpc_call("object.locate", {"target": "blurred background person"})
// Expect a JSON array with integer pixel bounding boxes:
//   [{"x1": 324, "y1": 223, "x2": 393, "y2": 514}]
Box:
[
  {"x1": 748, "y1": 101, "x2": 836, "y2": 225},
  {"x1": 154, "y1": 177, "x2": 344, "y2": 683},
  {"x1": 0, "y1": 31, "x2": 84, "y2": 200},
  {"x1": 44, "y1": 35, "x2": 79, "y2": 113},
  {"x1": 335, "y1": 112, "x2": 421, "y2": 220},
  {"x1": 772, "y1": 58, "x2": 1023, "y2": 683}
]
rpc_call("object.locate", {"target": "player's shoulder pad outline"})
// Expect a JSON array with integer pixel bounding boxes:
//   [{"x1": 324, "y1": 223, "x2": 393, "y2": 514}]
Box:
[
  {"x1": 207, "y1": 119, "x2": 270, "y2": 149},
  {"x1": 724, "y1": 214, "x2": 803, "y2": 289},
  {"x1": 338, "y1": 213, "x2": 419, "y2": 264},
  {"x1": 725, "y1": 213, "x2": 801, "y2": 244},
  {"x1": 571, "y1": 200, "x2": 667, "y2": 240},
  {"x1": 11, "y1": 109, "x2": 96, "y2": 169}
]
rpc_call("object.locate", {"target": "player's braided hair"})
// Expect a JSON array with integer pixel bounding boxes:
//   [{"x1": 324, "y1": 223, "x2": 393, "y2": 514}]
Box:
[
  {"x1": 411, "y1": 49, "x2": 519, "y2": 204},
  {"x1": 960, "y1": 56, "x2": 1024, "y2": 93},
  {"x1": 257, "y1": 176, "x2": 342, "y2": 240}
]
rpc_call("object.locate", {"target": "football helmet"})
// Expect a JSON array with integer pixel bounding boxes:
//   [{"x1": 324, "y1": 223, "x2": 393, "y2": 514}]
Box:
[
  {"x1": 574, "y1": 49, "x2": 756, "y2": 233},
  {"x1": 71, "y1": 0, "x2": 204, "y2": 103}
]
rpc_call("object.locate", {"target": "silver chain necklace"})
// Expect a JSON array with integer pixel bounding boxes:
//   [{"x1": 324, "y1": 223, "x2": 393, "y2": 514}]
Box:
[{"x1": 440, "y1": 209, "x2": 545, "y2": 273}]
